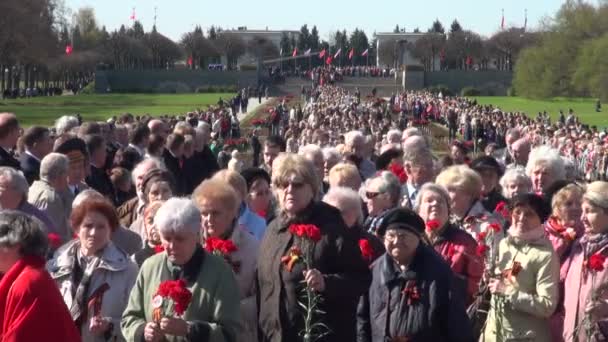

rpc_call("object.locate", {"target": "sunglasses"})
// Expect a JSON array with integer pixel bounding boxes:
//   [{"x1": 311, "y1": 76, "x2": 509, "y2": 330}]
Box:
[
  {"x1": 366, "y1": 191, "x2": 383, "y2": 199},
  {"x1": 275, "y1": 180, "x2": 306, "y2": 190}
]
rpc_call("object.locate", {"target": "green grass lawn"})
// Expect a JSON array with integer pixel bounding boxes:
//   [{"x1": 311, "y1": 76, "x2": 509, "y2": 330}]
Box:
[
  {"x1": 473, "y1": 96, "x2": 607, "y2": 128},
  {"x1": 0, "y1": 93, "x2": 235, "y2": 126}
]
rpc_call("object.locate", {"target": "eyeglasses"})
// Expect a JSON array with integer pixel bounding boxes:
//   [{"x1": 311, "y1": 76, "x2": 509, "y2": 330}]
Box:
[
  {"x1": 366, "y1": 191, "x2": 383, "y2": 200},
  {"x1": 275, "y1": 180, "x2": 306, "y2": 190},
  {"x1": 384, "y1": 231, "x2": 411, "y2": 242}
]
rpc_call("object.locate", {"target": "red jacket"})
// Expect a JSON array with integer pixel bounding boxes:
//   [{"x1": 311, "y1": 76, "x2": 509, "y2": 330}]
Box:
[
  {"x1": 0, "y1": 255, "x2": 80, "y2": 342},
  {"x1": 431, "y1": 224, "x2": 483, "y2": 305}
]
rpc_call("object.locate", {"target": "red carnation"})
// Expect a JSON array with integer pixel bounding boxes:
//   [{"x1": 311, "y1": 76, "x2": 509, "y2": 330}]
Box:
[
  {"x1": 388, "y1": 162, "x2": 407, "y2": 184},
  {"x1": 359, "y1": 239, "x2": 374, "y2": 261},
  {"x1": 476, "y1": 244, "x2": 489, "y2": 256},
  {"x1": 153, "y1": 245, "x2": 165, "y2": 254},
  {"x1": 425, "y1": 220, "x2": 441, "y2": 232},
  {"x1": 47, "y1": 233, "x2": 62, "y2": 250},
  {"x1": 588, "y1": 253, "x2": 606, "y2": 272},
  {"x1": 305, "y1": 225, "x2": 322, "y2": 242},
  {"x1": 170, "y1": 285, "x2": 193, "y2": 316},
  {"x1": 488, "y1": 223, "x2": 502, "y2": 233},
  {"x1": 477, "y1": 231, "x2": 487, "y2": 242},
  {"x1": 219, "y1": 240, "x2": 238, "y2": 254},
  {"x1": 494, "y1": 201, "x2": 509, "y2": 219},
  {"x1": 289, "y1": 224, "x2": 306, "y2": 237}
]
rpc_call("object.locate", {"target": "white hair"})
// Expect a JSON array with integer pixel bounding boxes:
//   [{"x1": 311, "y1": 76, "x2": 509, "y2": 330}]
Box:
[
  {"x1": 131, "y1": 157, "x2": 164, "y2": 184},
  {"x1": 367, "y1": 171, "x2": 402, "y2": 206},
  {"x1": 344, "y1": 130, "x2": 364, "y2": 146},
  {"x1": 323, "y1": 186, "x2": 363, "y2": 224},
  {"x1": 322, "y1": 147, "x2": 341, "y2": 162},
  {"x1": 386, "y1": 129, "x2": 402, "y2": 144},
  {"x1": 414, "y1": 183, "x2": 450, "y2": 212},
  {"x1": 40, "y1": 153, "x2": 69, "y2": 182},
  {"x1": 499, "y1": 166, "x2": 532, "y2": 198},
  {"x1": 197, "y1": 121, "x2": 211, "y2": 130},
  {"x1": 402, "y1": 127, "x2": 422, "y2": 139},
  {"x1": 154, "y1": 198, "x2": 201, "y2": 235},
  {"x1": 525, "y1": 145, "x2": 566, "y2": 181},
  {"x1": 54, "y1": 115, "x2": 79, "y2": 136},
  {"x1": 0, "y1": 167, "x2": 29, "y2": 197},
  {"x1": 72, "y1": 189, "x2": 104, "y2": 208},
  {"x1": 299, "y1": 144, "x2": 323, "y2": 160}
]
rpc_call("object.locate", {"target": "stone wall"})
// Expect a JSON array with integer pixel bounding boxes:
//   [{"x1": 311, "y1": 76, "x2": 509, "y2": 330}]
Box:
[{"x1": 425, "y1": 70, "x2": 513, "y2": 95}]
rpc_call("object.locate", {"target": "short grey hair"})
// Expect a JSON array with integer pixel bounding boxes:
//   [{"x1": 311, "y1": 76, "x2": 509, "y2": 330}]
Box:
[
  {"x1": 154, "y1": 198, "x2": 201, "y2": 236},
  {"x1": 403, "y1": 146, "x2": 433, "y2": 166},
  {"x1": 386, "y1": 129, "x2": 402, "y2": 144},
  {"x1": 0, "y1": 210, "x2": 48, "y2": 258},
  {"x1": 525, "y1": 145, "x2": 565, "y2": 181},
  {"x1": 131, "y1": 157, "x2": 164, "y2": 184},
  {"x1": 344, "y1": 130, "x2": 364, "y2": 146},
  {"x1": 499, "y1": 166, "x2": 532, "y2": 198},
  {"x1": 72, "y1": 189, "x2": 105, "y2": 208},
  {"x1": 322, "y1": 147, "x2": 341, "y2": 162},
  {"x1": 0, "y1": 167, "x2": 29, "y2": 197},
  {"x1": 299, "y1": 144, "x2": 323, "y2": 160},
  {"x1": 40, "y1": 153, "x2": 69, "y2": 182},
  {"x1": 368, "y1": 171, "x2": 402, "y2": 206},
  {"x1": 402, "y1": 127, "x2": 422, "y2": 139},
  {"x1": 414, "y1": 183, "x2": 450, "y2": 213},
  {"x1": 323, "y1": 186, "x2": 364, "y2": 224},
  {"x1": 54, "y1": 115, "x2": 79, "y2": 136}
]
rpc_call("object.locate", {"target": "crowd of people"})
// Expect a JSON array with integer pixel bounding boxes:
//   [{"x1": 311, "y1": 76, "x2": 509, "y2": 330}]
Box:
[{"x1": 1, "y1": 81, "x2": 608, "y2": 342}]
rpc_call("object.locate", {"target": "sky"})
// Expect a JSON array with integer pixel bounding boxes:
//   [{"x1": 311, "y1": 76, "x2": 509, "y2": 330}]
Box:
[{"x1": 64, "y1": 0, "x2": 575, "y2": 42}]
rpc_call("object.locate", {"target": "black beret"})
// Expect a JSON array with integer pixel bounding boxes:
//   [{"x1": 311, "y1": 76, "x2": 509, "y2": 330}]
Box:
[
  {"x1": 240, "y1": 167, "x2": 271, "y2": 190},
  {"x1": 471, "y1": 155, "x2": 504, "y2": 177},
  {"x1": 509, "y1": 193, "x2": 551, "y2": 223},
  {"x1": 375, "y1": 148, "x2": 402, "y2": 171},
  {"x1": 376, "y1": 208, "x2": 425, "y2": 237}
]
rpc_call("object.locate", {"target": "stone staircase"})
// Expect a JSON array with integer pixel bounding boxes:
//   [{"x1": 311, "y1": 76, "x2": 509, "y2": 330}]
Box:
[{"x1": 271, "y1": 76, "x2": 404, "y2": 97}]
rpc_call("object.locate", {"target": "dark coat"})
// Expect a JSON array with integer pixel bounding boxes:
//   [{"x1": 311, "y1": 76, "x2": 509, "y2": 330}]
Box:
[
  {"x1": 0, "y1": 148, "x2": 21, "y2": 170},
  {"x1": 256, "y1": 201, "x2": 372, "y2": 342},
  {"x1": 184, "y1": 146, "x2": 219, "y2": 194},
  {"x1": 357, "y1": 245, "x2": 474, "y2": 342},
  {"x1": 19, "y1": 153, "x2": 40, "y2": 185},
  {"x1": 161, "y1": 148, "x2": 185, "y2": 195},
  {"x1": 480, "y1": 189, "x2": 507, "y2": 214},
  {"x1": 86, "y1": 164, "x2": 115, "y2": 199}
]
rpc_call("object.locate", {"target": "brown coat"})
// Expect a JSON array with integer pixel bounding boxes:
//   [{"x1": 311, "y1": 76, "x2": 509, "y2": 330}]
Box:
[
  {"x1": 117, "y1": 196, "x2": 139, "y2": 228},
  {"x1": 256, "y1": 201, "x2": 371, "y2": 342}
]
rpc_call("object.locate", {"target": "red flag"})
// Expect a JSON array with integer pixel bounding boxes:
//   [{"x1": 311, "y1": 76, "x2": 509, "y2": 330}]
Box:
[
  {"x1": 292, "y1": 48, "x2": 298, "y2": 57},
  {"x1": 187, "y1": 56, "x2": 193, "y2": 66},
  {"x1": 348, "y1": 48, "x2": 354, "y2": 60},
  {"x1": 501, "y1": 9, "x2": 505, "y2": 29},
  {"x1": 466, "y1": 56, "x2": 473, "y2": 66},
  {"x1": 325, "y1": 56, "x2": 333, "y2": 65},
  {"x1": 319, "y1": 49, "x2": 326, "y2": 58},
  {"x1": 361, "y1": 49, "x2": 369, "y2": 57},
  {"x1": 130, "y1": 7, "x2": 136, "y2": 20},
  {"x1": 440, "y1": 49, "x2": 446, "y2": 61},
  {"x1": 65, "y1": 44, "x2": 73, "y2": 55}
]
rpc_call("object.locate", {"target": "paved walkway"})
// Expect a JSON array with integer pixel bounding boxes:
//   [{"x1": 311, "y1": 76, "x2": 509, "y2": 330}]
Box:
[{"x1": 237, "y1": 97, "x2": 273, "y2": 122}]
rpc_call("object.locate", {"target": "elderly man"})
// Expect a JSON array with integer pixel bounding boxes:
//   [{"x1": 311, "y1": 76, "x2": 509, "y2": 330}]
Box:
[
  {"x1": 54, "y1": 136, "x2": 89, "y2": 197},
  {"x1": 508, "y1": 137, "x2": 532, "y2": 168},
  {"x1": 20, "y1": 126, "x2": 53, "y2": 185},
  {"x1": 147, "y1": 119, "x2": 168, "y2": 139},
  {"x1": 28, "y1": 153, "x2": 72, "y2": 243},
  {"x1": 0, "y1": 167, "x2": 56, "y2": 234},
  {"x1": 345, "y1": 130, "x2": 376, "y2": 180},
  {"x1": 498, "y1": 128, "x2": 521, "y2": 165},
  {"x1": 117, "y1": 157, "x2": 163, "y2": 227},
  {"x1": 184, "y1": 125, "x2": 219, "y2": 194},
  {"x1": 128, "y1": 124, "x2": 150, "y2": 158},
  {"x1": 113, "y1": 124, "x2": 129, "y2": 148},
  {"x1": 401, "y1": 147, "x2": 435, "y2": 209},
  {"x1": 0, "y1": 113, "x2": 21, "y2": 170}
]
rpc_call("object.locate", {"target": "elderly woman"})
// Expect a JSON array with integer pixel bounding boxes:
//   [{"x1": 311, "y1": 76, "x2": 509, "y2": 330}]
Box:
[
  {"x1": 415, "y1": 183, "x2": 483, "y2": 305},
  {"x1": 322, "y1": 147, "x2": 342, "y2": 183},
  {"x1": 257, "y1": 153, "x2": 370, "y2": 342},
  {"x1": 363, "y1": 171, "x2": 401, "y2": 234},
  {"x1": 121, "y1": 198, "x2": 240, "y2": 342},
  {"x1": 482, "y1": 194, "x2": 559, "y2": 342},
  {"x1": 193, "y1": 179, "x2": 260, "y2": 341},
  {"x1": 328, "y1": 162, "x2": 363, "y2": 191},
  {"x1": 300, "y1": 144, "x2": 326, "y2": 197},
  {"x1": 212, "y1": 170, "x2": 267, "y2": 241},
  {"x1": 132, "y1": 200, "x2": 165, "y2": 267},
  {"x1": 562, "y1": 182, "x2": 608, "y2": 341},
  {"x1": 526, "y1": 145, "x2": 565, "y2": 195},
  {"x1": 28, "y1": 153, "x2": 72, "y2": 243},
  {"x1": 241, "y1": 167, "x2": 274, "y2": 223},
  {"x1": 0, "y1": 211, "x2": 80, "y2": 341},
  {"x1": 471, "y1": 156, "x2": 507, "y2": 213},
  {"x1": 499, "y1": 166, "x2": 532, "y2": 200},
  {"x1": 357, "y1": 208, "x2": 473, "y2": 341},
  {"x1": 117, "y1": 158, "x2": 163, "y2": 228},
  {"x1": 323, "y1": 186, "x2": 384, "y2": 264},
  {"x1": 49, "y1": 197, "x2": 138, "y2": 341},
  {"x1": 129, "y1": 169, "x2": 175, "y2": 241}
]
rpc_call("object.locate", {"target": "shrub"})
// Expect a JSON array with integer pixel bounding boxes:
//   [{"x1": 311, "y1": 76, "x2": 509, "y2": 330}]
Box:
[
  {"x1": 80, "y1": 82, "x2": 96, "y2": 94},
  {"x1": 461, "y1": 86, "x2": 481, "y2": 96}
]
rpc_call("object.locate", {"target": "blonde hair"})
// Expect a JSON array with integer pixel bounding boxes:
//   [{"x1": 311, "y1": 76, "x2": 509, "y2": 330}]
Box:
[
  {"x1": 271, "y1": 153, "x2": 319, "y2": 198},
  {"x1": 551, "y1": 183, "x2": 584, "y2": 214},
  {"x1": 192, "y1": 179, "x2": 240, "y2": 216},
  {"x1": 173, "y1": 121, "x2": 195, "y2": 136},
  {"x1": 211, "y1": 170, "x2": 247, "y2": 201},
  {"x1": 328, "y1": 163, "x2": 361, "y2": 189},
  {"x1": 435, "y1": 165, "x2": 483, "y2": 199},
  {"x1": 583, "y1": 181, "x2": 608, "y2": 210}
]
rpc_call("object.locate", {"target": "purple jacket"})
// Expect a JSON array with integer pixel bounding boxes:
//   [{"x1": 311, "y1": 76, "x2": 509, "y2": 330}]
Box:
[{"x1": 18, "y1": 200, "x2": 58, "y2": 235}]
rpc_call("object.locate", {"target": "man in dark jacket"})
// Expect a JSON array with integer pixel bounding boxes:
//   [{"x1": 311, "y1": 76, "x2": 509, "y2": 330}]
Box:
[
  {"x1": 357, "y1": 208, "x2": 474, "y2": 342},
  {"x1": 84, "y1": 134, "x2": 115, "y2": 199},
  {"x1": 20, "y1": 126, "x2": 53, "y2": 185},
  {"x1": 0, "y1": 113, "x2": 21, "y2": 170}
]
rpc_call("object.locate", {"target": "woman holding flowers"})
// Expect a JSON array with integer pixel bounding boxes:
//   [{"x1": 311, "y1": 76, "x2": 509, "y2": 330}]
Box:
[
  {"x1": 121, "y1": 198, "x2": 240, "y2": 342},
  {"x1": 192, "y1": 178, "x2": 260, "y2": 342},
  {"x1": 415, "y1": 183, "x2": 483, "y2": 305},
  {"x1": 256, "y1": 153, "x2": 371, "y2": 342},
  {"x1": 481, "y1": 193, "x2": 559, "y2": 342},
  {"x1": 563, "y1": 181, "x2": 608, "y2": 341}
]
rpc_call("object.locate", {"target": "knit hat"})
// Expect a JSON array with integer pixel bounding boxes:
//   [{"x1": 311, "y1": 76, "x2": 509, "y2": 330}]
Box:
[
  {"x1": 141, "y1": 169, "x2": 176, "y2": 199},
  {"x1": 471, "y1": 155, "x2": 504, "y2": 177},
  {"x1": 376, "y1": 208, "x2": 425, "y2": 237}
]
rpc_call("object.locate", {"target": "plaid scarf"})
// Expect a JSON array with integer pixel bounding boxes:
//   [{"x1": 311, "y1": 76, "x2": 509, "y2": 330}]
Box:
[{"x1": 66, "y1": 243, "x2": 103, "y2": 329}]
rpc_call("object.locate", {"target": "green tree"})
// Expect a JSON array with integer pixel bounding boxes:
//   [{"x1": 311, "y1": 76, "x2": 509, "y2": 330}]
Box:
[
  {"x1": 431, "y1": 19, "x2": 445, "y2": 34},
  {"x1": 450, "y1": 20, "x2": 462, "y2": 34}
]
